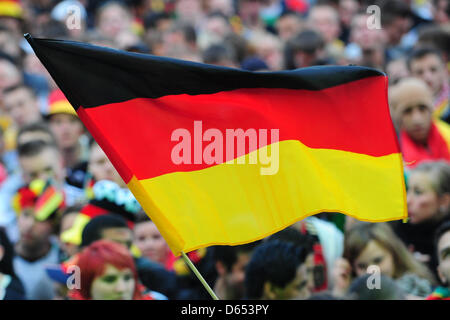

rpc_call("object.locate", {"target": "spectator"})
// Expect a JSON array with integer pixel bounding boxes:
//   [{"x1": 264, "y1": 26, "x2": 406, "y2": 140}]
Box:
[
  {"x1": 385, "y1": 57, "x2": 409, "y2": 86},
  {"x1": 210, "y1": 242, "x2": 260, "y2": 300},
  {"x1": 0, "y1": 122, "x2": 57, "y2": 242},
  {"x1": 378, "y1": 0, "x2": 414, "y2": 61},
  {"x1": 80, "y1": 214, "x2": 177, "y2": 300},
  {"x1": 275, "y1": 11, "x2": 305, "y2": 42},
  {"x1": 393, "y1": 161, "x2": 450, "y2": 275},
  {"x1": 3, "y1": 83, "x2": 42, "y2": 129},
  {"x1": 73, "y1": 239, "x2": 155, "y2": 300},
  {"x1": 267, "y1": 226, "x2": 327, "y2": 294},
  {"x1": 12, "y1": 179, "x2": 65, "y2": 300},
  {"x1": 245, "y1": 240, "x2": 311, "y2": 299},
  {"x1": 46, "y1": 89, "x2": 88, "y2": 201},
  {"x1": 133, "y1": 211, "x2": 174, "y2": 270},
  {"x1": 336, "y1": 222, "x2": 435, "y2": 299},
  {"x1": 389, "y1": 77, "x2": 450, "y2": 167},
  {"x1": 202, "y1": 43, "x2": 238, "y2": 68},
  {"x1": 307, "y1": 4, "x2": 344, "y2": 62},
  {"x1": 88, "y1": 140, "x2": 125, "y2": 187},
  {"x1": 407, "y1": 47, "x2": 450, "y2": 123},
  {"x1": 284, "y1": 29, "x2": 328, "y2": 69},
  {"x1": 346, "y1": 13, "x2": 387, "y2": 68},
  {"x1": 46, "y1": 89, "x2": 87, "y2": 171},
  {"x1": 95, "y1": 1, "x2": 133, "y2": 42}
]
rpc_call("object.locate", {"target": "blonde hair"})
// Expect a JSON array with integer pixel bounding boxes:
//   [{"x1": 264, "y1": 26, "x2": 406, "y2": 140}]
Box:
[{"x1": 344, "y1": 222, "x2": 436, "y2": 284}]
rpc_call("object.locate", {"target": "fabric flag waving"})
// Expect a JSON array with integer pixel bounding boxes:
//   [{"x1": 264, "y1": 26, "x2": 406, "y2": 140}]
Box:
[{"x1": 25, "y1": 35, "x2": 407, "y2": 256}]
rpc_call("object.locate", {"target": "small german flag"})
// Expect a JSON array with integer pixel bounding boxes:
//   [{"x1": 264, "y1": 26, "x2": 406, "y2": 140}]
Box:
[{"x1": 25, "y1": 35, "x2": 407, "y2": 255}]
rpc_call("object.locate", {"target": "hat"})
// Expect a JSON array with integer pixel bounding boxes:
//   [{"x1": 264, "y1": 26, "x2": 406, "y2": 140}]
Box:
[
  {"x1": 46, "y1": 89, "x2": 78, "y2": 118},
  {"x1": 60, "y1": 180, "x2": 141, "y2": 246},
  {"x1": 12, "y1": 179, "x2": 66, "y2": 221},
  {"x1": 0, "y1": 0, "x2": 23, "y2": 19}
]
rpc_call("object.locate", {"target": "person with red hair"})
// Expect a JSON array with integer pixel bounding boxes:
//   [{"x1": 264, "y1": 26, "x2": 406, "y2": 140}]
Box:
[{"x1": 72, "y1": 239, "x2": 154, "y2": 300}]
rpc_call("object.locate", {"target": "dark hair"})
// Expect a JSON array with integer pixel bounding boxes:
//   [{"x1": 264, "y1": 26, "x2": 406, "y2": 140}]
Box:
[
  {"x1": 3, "y1": 83, "x2": 36, "y2": 97},
  {"x1": 143, "y1": 11, "x2": 170, "y2": 30},
  {"x1": 245, "y1": 240, "x2": 306, "y2": 299},
  {"x1": 0, "y1": 227, "x2": 16, "y2": 277},
  {"x1": 202, "y1": 44, "x2": 236, "y2": 65},
  {"x1": 211, "y1": 241, "x2": 261, "y2": 272},
  {"x1": 80, "y1": 214, "x2": 129, "y2": 248},
  {"x1": 35, "y1": 19, "x2": 70, "y2": 39},
  {"x1": 16, "y1": 121, "x2": 56, "y2": 147},
  {"x1": 135, "y1": 210, "x2": 151, "y2": 224},
  {"x1": 284, "y1": 30, "x2": 325, "y2": 69},
  {"x1": 417, "y1": 25, "x2": 450, "y2": 58},
  {"x1": 266, "y1": 227, "x2": 315, "y2": 252},
  {"x1": 406, "y1": 47, "x2": 444, "y2": 70},
  {"x1": 17, "y1": 139, "x2": 58, "y2": 158},
  {"x1": 0, "y1": 50, "x2": 18, "y2": 67},
  {"x1": 377, "y1": 0, "x2": 412, "y2": 26},
  {"x1": 434, "y1": 220, "x2": 450, "y2": 262}
]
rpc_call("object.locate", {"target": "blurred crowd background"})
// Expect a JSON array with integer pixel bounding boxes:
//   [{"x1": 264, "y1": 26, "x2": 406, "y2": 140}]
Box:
[{"x1": 0, "y1": 0, "x2": 450, "y2": 301}]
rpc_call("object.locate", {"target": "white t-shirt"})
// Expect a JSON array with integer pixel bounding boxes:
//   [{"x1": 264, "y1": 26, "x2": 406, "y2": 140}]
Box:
[{"x1": 13, "y1": 241, "x2": 59, "y2": 300}]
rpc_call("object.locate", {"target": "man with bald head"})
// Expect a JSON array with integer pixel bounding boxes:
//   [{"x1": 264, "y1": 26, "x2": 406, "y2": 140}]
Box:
[{"x1": 389, "y1": 77, "x2": 450, "y2": 168}]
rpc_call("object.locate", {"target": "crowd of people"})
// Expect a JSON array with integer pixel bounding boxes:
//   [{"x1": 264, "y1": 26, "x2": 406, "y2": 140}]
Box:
[{"x1": 0, "y1": 0, "x2": 450, "y2": 300}]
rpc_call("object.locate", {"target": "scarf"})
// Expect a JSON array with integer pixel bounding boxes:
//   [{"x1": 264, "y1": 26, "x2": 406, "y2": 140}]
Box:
[{"x1": 401, "y1": 122, "x2": 450, "y2": 168}]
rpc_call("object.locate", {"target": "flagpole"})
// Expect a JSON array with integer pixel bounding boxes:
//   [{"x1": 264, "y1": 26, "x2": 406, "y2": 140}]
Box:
[{"x1": 181, "y1": 252, "x2": 219, "y2": 300}]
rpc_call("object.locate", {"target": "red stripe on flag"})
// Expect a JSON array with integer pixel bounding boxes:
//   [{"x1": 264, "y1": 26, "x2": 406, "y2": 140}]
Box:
[{"x1": 77, "y1": 76, "x2": 398, "y2": 183}]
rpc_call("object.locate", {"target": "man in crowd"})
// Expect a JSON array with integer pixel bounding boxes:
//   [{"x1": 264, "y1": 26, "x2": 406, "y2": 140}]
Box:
[
  {"x1": 245, "y1": 240, "x2": 311, "y2": 299},
  {"x1": 210, "y1": 242, "x2": 260, "y2": 300},
  {"x1": 408, "y1": 47, "x2": 450, "y2": 123},
  {"x1": 13, "y1": 179, "x2": 65, "y2": 300}
]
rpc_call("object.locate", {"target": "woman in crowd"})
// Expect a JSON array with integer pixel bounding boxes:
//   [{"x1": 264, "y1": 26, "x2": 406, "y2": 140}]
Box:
[
  {"x1": 393, "y1": 160, "x2": 450, "y2": 274},
  {"x1": 71, "y1": 239, "x2": 156, "y2": 300},
  {"x1": 333, "y1": 222, "x2": 436, "y2": 298}
]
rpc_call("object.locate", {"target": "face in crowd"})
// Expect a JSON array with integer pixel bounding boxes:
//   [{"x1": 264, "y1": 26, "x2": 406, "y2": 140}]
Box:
[
  {"x1": 389, "y1": 78, "x2": 434, "y2": 144},
  {"x1": 409, "y1": 52, "x2": 447, "y2": 98},
  {"x1": 437, "y1": 228, "x2": 450, "y2": 286},
  {"x1": 407, "y1": 162, "x2": 450, "y2": 225},
  {"x1": 3, "y1": 85, "x2": 41, "y2": 128},
  {"x1": 133, "y1": 220, "x2": 171, "y2": 266},
  {"x1": 19, "y1": 143, "x2": 65, "y2": 185},
  {"x1": 48, "y1": 113, "x2": 84, "y2": 151},
  {"x1": 88, "y1": 142, "x2": 125, "y2": 187},
  {"x1": 77, "y1": 240, "x2": 138, "y2": 300}
]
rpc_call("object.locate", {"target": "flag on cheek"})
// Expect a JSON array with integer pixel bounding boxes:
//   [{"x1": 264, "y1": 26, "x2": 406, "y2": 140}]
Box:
[{"x1": 26, "y1": 35, "x2": 407, "y2": 255}]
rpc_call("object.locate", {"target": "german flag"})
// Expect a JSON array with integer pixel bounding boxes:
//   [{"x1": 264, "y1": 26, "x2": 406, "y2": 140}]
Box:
[{"x1": 25, "y1": 35, "x2": 407, "y2": 255}]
